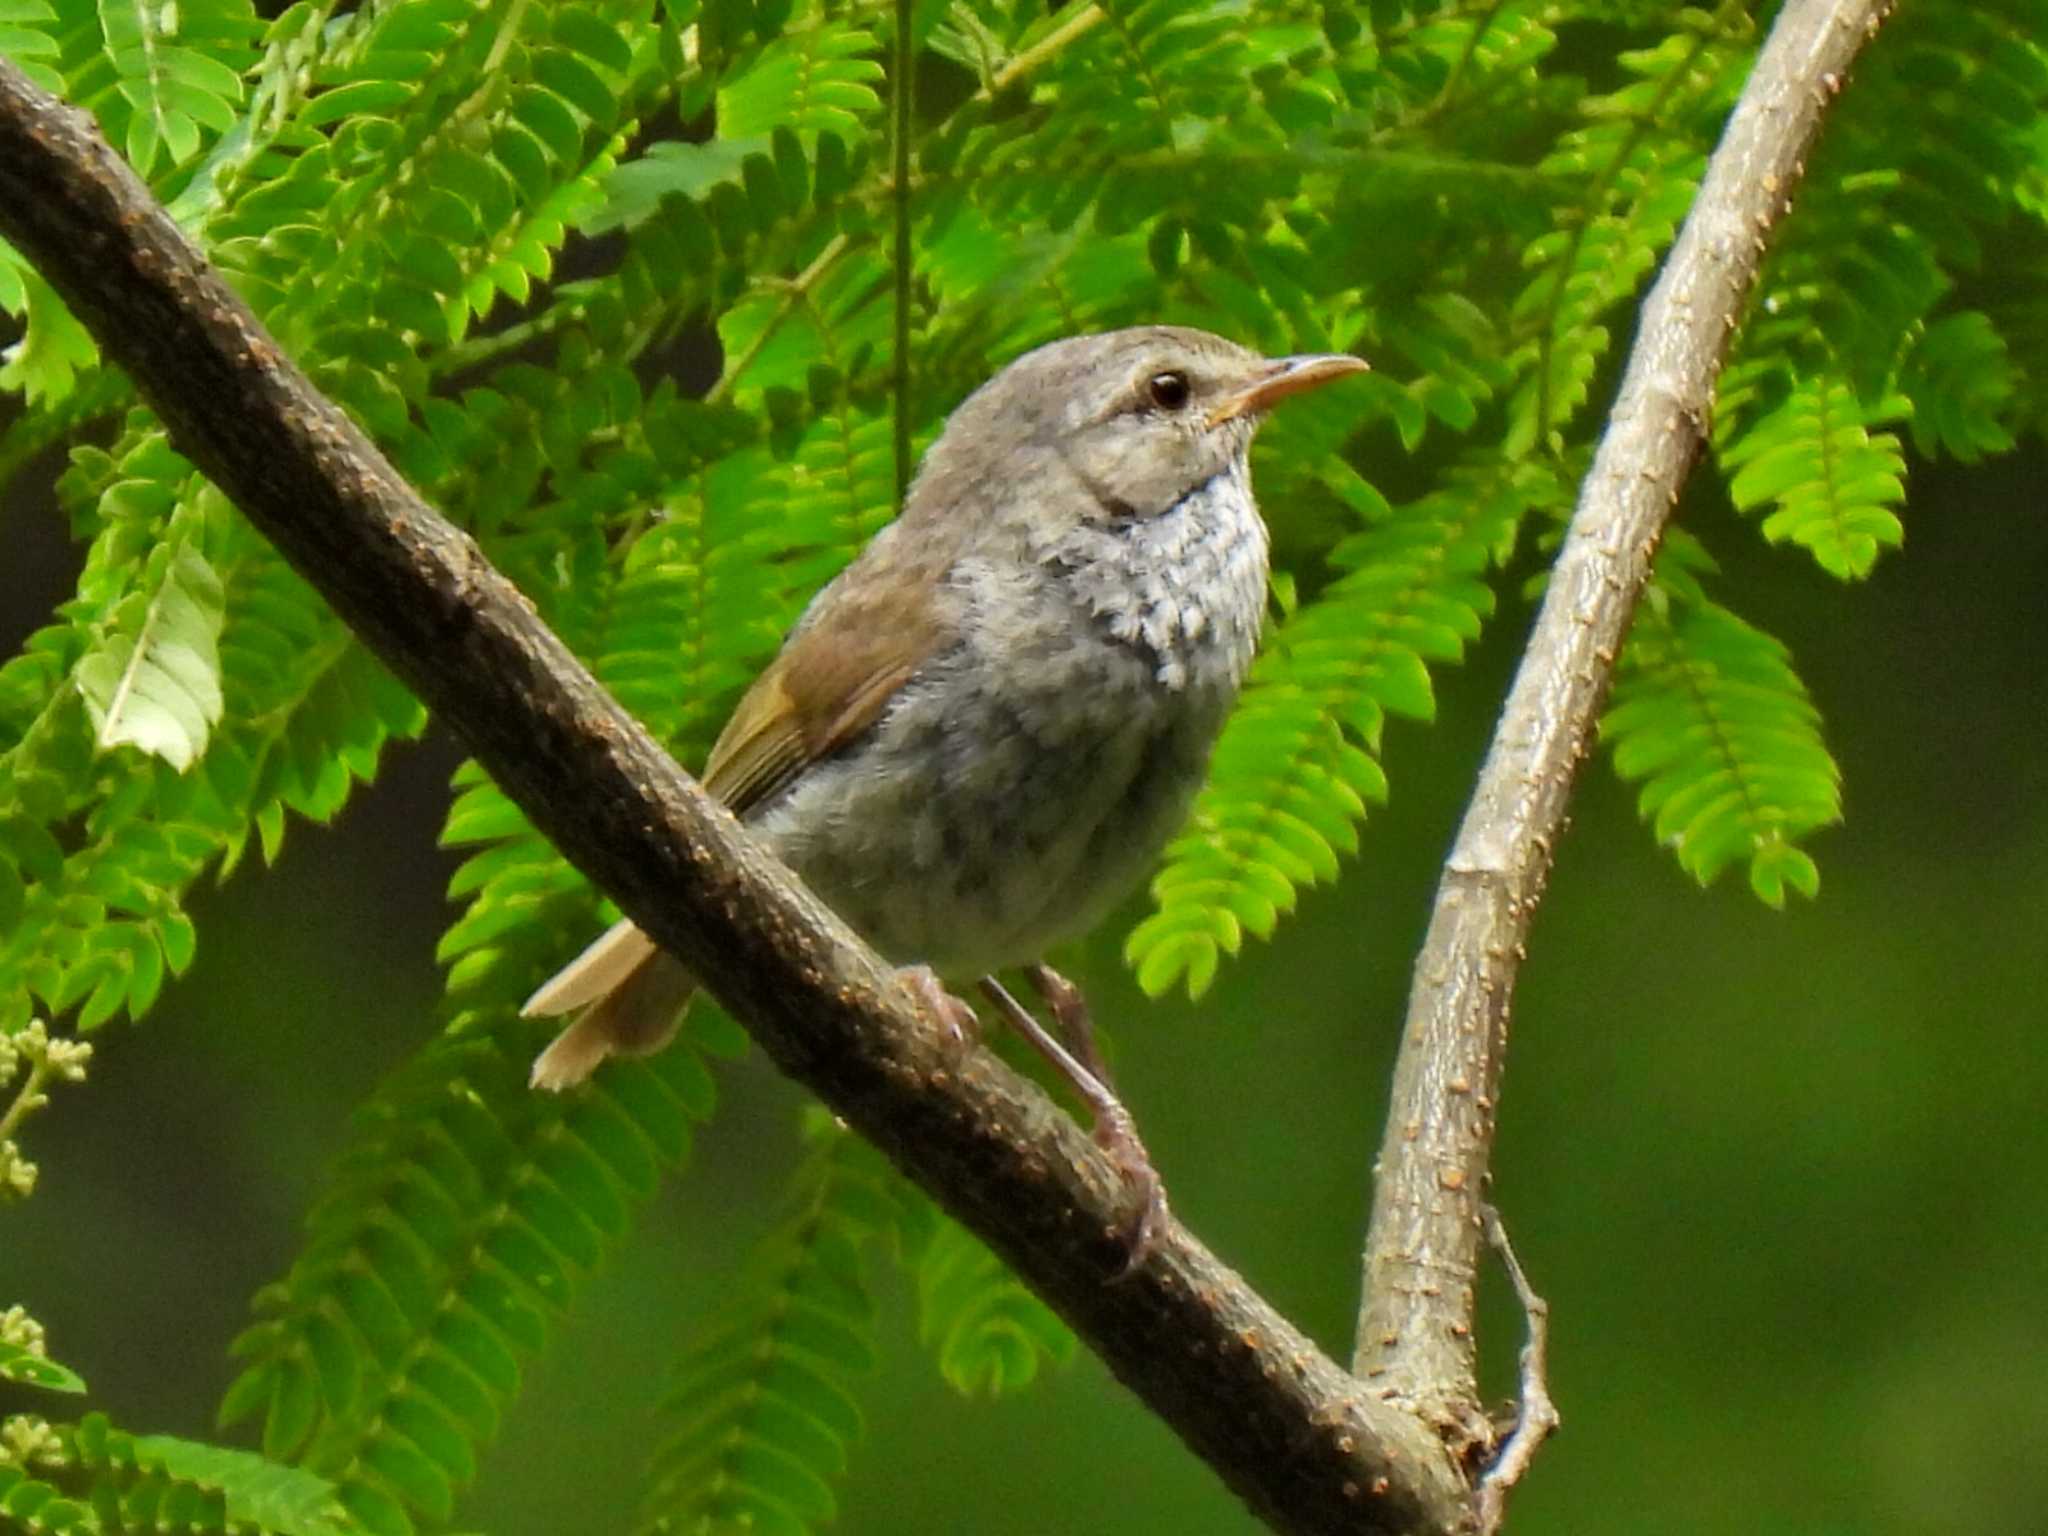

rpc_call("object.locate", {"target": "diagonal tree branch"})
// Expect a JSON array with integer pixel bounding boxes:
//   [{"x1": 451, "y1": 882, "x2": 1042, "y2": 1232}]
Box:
[
  {"x1": 1352, "y1": 0, "x2": 1894, "y2": 1484},
  {"x1": 0, "y1": 57, "x2": 1467, "y2": 1536}
]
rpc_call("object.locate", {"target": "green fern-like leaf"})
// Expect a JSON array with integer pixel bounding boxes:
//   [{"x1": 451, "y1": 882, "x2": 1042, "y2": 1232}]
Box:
[
  {"x1": 64, "y1": 0, "x2": 262, "y2": 178},
  {"x1": 716, "y1": 8, "x2": 885, "y2": 142},
  {"x1": 1505, "y1": 7, "x2": 1747, "y2": 457},
  {"x1": 1714, "y1": 0, "x2": 2048, "y2": 568},
  {"x1": 1901, "y1": 311, "x2": 2017, "y2": 463},
  {"x1": 0, "y1": 355, "x2": 126, "y2": 495},
  {"x1": 437, "y1": 767, "x2": 600, "y2": 1022},
  {"x1": 640, "y1": 1117, "x2": 897, "y2": 1536},
  {"x1": 0, "y1": 512, "x2": 422, "y2": 1035},
  {"x1": 0, "y1": 462, "x2": 226, "y2": 1025},
  {"x1": 919, "y1": 213, "x2": 1163, "y2": 377},
  {"x1": 599, "y1": 453, "x2": 796, "y2": 743},
  {"x1": 0, "y1": 1462, "x2": 96, "y2": 1533},
  {"x1": 1374, "y1": 292, "x2": 1515, "y2": 452},
  {"x1": 947, "y1": 0, "x2": 1258, "y2": 242},
  {"x1": 0, "y1": 259, "x2": 98, "y2": 407},
  {"x1": 75, "y1": 540, "x2": 226, "y2": 773},
  {"x1": 1721, "y1": 373, "x2": 1908, "y2": 580},
  {"x1": 75, "y1": 1416, "x2": 357, "y2": 1536},
  {"x1": 1604, "y1": 546, "x2": 1840, "y2": 904},
  {"x1": 220, "y1": 1023, "x2": 721, "y2": 1534},
  {"x1": 0, "y1": 0, "x2": 63, "y2": 91},
  {"x1": 0, "y1": 1413, "x2": 354, "y2": 1535},
  {"x1": 210, "y1": 0, "x2": 650, "y2": 372},
  {"x1": 0, "y1": 1338, "x2": 87, "y2": 1394},
  {"x1": 915, "y1": 1216, "x2": 1075, "y2": 1398}
]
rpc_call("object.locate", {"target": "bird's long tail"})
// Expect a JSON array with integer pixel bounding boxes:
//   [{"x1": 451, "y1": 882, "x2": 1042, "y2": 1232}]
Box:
[{"x1": 522, "y1": 918, "x2": 696, "y2": 1089}]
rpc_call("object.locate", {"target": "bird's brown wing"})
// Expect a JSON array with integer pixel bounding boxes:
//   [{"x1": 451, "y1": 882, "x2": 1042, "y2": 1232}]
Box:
[{"x1": 702, "y1": 549, "x2": 951, "y2": 815}]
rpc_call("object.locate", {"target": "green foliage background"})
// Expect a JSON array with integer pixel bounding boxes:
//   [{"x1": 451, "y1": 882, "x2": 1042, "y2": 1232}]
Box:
[{"x1": 3, "y1": 0, "x2": 2046, "y2": 1531}]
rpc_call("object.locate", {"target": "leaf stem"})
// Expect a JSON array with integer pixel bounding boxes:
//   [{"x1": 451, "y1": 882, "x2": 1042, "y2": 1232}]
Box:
[
  {"x1": 984, "y1": 5, "x2": 1103, "y2": 99},
  {"x1": 891, "y1": 0, "x2": 914, "y2": 504},
  {"x1": 705, "y1": 232, "x2": 853, "y2": 405}
]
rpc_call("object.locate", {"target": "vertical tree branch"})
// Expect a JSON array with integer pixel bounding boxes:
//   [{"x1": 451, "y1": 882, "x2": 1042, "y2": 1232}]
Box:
[{"x1": 1352, "y1": 0, "x2": 1895, "y2": 1446}]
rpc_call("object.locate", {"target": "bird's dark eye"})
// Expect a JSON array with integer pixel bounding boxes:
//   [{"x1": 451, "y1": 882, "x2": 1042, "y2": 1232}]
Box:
[{"x1": 1147, "y1": 370, "x2": 1191, "y2": 410}]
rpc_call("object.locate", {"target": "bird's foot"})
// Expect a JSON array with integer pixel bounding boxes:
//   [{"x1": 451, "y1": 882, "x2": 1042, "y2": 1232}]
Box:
[
  {"x1": 1093, "y1": 1103, "x2": 1170, "y2": 1276},
  {"x1": 978, "y1": 974, "x2": 1169, "y2": 1274},
  {"x1": 899, "y1": 964, "x2": 979, "y2": 1050}
]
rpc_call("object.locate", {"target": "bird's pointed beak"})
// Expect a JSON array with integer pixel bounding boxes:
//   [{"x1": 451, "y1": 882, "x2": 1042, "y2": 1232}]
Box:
[{"x1": 1207, "y1": 352, "x2": 1370, "y2": 427}]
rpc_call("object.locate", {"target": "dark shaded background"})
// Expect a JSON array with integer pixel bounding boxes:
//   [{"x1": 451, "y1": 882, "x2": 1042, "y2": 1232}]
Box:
[{"x1": 6, "y1": 435, "x2": 2046, "y2": 1534}]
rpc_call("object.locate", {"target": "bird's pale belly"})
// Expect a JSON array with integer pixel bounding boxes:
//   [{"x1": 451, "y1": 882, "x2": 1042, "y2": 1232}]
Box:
[{"x1": 748, "y1": 659, "x2": 1227, "y2": 978}]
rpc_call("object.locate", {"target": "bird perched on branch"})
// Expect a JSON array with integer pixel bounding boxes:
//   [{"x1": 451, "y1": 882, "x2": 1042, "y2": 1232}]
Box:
[{"x1": 524, "y1": 325, "x2": 1367, "y2": 1255}]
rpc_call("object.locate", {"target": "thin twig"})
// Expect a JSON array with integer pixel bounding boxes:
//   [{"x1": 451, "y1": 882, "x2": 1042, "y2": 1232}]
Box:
[
  {"x1": 984, "y1": 4, "x2": 1103, "y2": 99},
  {"x1": 890, "y1": 0, "x2": 914, "y2": 505},
  {"x1": 1352, "y1": 0, "x2": 1895, "y2": 1454},
  {"x1": 1473, "y1": 1204, "x2": 1557, "y2": 1534},
  {"x1": 705, "y1": 232, "x2": 853, "y2": 405}
]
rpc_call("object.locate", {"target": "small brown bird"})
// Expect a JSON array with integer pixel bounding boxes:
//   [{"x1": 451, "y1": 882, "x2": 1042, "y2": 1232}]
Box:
[{"x1": 524, "y1": 326, "x2": 1366, "y2": 1248}]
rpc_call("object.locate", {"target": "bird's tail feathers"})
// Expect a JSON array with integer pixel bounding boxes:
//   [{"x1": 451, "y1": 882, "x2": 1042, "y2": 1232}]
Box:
[
  {"x1": 523, "y1": 918, "x2": 658, "y2": 1017},
  {"x1": 524, "y1": 919, "x2": 696, "y2": 1090}
]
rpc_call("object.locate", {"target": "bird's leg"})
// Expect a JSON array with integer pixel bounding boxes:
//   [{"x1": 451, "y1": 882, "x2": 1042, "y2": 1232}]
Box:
[
  {"x1": 899, "y1": 964, "x2": 979, "y2": 1050},
  {"x1": 1023, "y1": 962, "x2": 1114, "y2": 1089},
  {"x1": 1018, "y1": 965, "x2": 1165, "y2": 1262},
  {"x1": 978, "y1": 974, "x2": 1167, "y2": 1269}
]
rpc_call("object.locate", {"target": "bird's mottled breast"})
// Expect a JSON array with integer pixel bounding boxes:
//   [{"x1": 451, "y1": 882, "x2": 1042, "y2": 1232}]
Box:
[{"x1": 1035, "y1": 461, "x2": 1270, "y2": 698}]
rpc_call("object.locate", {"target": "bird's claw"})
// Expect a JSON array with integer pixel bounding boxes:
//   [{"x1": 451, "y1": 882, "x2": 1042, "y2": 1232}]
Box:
[
  {"x1": 1094, "y1": 1104, "x2": 1169, "y2": 1276},
  {"x1": 900, "y1": 964, "x2": 979, "y2": 1051}
]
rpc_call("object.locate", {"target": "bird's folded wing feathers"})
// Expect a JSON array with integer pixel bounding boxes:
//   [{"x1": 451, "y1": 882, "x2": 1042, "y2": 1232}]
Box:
[{"x1": 701, "y1": 551, "x2": 950, "y2": 814}]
